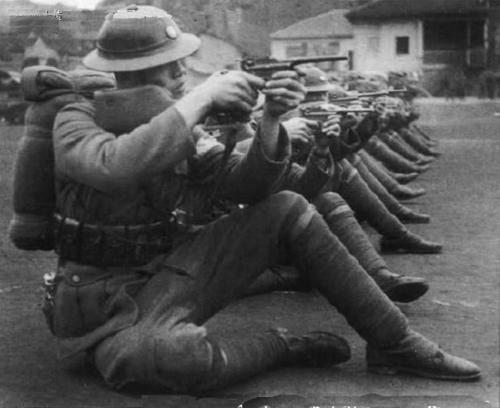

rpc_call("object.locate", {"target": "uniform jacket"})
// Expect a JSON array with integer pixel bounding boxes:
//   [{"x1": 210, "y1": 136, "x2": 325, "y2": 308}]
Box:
[
  {"x1": 53, "y1": 86, "x2": 291, "y2": 224},
  {"x1": 50, "y1": 85, "x2": 291, "y2": 359}
]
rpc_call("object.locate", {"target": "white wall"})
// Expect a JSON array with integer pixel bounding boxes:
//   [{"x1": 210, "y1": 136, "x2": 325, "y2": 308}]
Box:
[
  {"x1": 271, "y1": 37, "x2": 354, "y2": 71},
  {"x1": 352, "y1": 20, "x2": 423, "y2": 73}
]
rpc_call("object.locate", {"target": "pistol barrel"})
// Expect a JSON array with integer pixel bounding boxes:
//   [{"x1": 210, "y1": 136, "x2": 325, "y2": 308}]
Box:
[
  {"x1": 241, "y1": 55, "x2": 349, "y2": 72},
  {"x1": 302, "y1": 108, "x2": 374, "y2": 119},
  {"x1": 288, "y1": 55, "x2": 349, "y2": 67}
]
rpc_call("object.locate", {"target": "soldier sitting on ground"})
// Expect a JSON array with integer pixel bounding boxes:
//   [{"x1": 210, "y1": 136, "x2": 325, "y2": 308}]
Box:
[
  {"x1": 26, "y1": 5, "x2": 480, "y2": 394},
  {"x1": 239, "y1": 67, "x2": 442, "y2": 254}
]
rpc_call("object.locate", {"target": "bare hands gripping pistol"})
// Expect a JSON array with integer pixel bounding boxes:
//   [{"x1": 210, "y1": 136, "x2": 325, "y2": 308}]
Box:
[{"x1": 203, "y1": 55, "x2": 349, "y2": 143}]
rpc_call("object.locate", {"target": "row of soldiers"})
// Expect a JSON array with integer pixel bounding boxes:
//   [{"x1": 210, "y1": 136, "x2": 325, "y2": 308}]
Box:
[
  {"x1": 229, "y1": 65, "x2": 444, "y2": 299},
  {"x1": 9, "y1": 5, "x2": 480, "y2": 396}
]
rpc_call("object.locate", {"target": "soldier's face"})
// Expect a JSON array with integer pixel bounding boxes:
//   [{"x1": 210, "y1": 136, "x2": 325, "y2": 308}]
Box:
[
  {"x1": 149, "y1": 59, "x2": 187, "y2": 99},
  {"x1": 305, "y1": 91, "x2": 328, "y2": 103}
]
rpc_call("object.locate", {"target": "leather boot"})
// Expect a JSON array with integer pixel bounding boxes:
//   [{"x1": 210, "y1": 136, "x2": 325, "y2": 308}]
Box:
[
  {"x1": 392, "y1": 172, "x2": 419, "y2": 184},
  {"x1": 374, "y1": 269, "x2": 429, "y2": 303},
  {"x1": 366, "y1": 330, "x2": 481, "y2": 381},
  {"x1": 396, "y1": 207, "x2": 431, "y2": 224},
  {"x1": 380, "y1": 232, "x2": 443, "y2": 254},
  {"x1": 411, "y1": 124, "x2": 439, "y2": 146},
  {"x1": 275, "y1": 328, "x2": 351, "y2": 367},
  {"x1": 403, "y1": 126, "x2": 437, "y2": 149},
  {"x1": 428, "y1": 148, "x2": 442, "y2": 157},
  {"x1": 391, "y1": 185, "x2": 426, "y2": 200}
]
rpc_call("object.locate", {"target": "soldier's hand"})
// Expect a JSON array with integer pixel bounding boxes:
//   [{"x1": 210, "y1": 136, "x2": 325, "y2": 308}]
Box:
[
  {"x1": 261, "y1": 71, "x2": 306, "y2": 117},
  {"x1": 282, "y1": 117, "x2": 318, "y2": 145},
  {"x1": 201, "y1": 70, "x2": 265, "y2": 114},
  {"x1": 323, "y1": 114, "x2": 341, "y2": 138},
  {"x1": 314, "y1": 114, "x2": 341, "y2": 155}
]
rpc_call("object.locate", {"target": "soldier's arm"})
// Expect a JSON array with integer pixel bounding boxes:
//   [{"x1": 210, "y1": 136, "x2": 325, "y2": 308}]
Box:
[
  {"x1": 277, "y1": 153, "x2": 334, "y2": 200},
  {"x1": 54, "y1": 71, "x2": 266, "y2": 195},
  {"x1": 192, "y1": 70, "x2": 306, "y2": 204},
  {"x1": 190, "y1": 122, "x2": 291, "y2": 205},
  {"x1": 54, "y1": 101, "x2": 197, "y2": 194}
]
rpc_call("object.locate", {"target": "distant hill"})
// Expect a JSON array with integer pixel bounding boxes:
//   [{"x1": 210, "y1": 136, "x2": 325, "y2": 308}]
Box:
[{"x1": 0, "y1": 0, "x2": 76, "y2": 13}]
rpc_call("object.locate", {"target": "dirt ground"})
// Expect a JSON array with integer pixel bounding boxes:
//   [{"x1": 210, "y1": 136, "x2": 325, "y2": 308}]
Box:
[{"x1": 0, "y1": 99, "x2": 499, "y2": 408}]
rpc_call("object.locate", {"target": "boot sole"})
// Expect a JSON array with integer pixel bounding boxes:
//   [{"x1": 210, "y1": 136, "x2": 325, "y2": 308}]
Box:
[
  {"x1": 398, "y1": 218, "x2": 431, "y2": 224},
  {"x1": 395, "y1": 179, "x2": 418, "y2": 185},
  {"x1": 384, "y1": 282, "x2": 429, "y2": 303},
  {"x1": 394, "y1": 193, "x2": 427, "y2": 201},
  {"x1": 380, "y1": 245, "x2": 442, "y2": 254},
  {"x1": 368, "y1": 364, "x2": 481, "y2": 381}
]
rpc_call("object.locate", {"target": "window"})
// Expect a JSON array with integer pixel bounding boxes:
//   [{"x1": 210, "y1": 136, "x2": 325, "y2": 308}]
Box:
[
  {"x1": 327, "y1": 41, "x2": 340, "y2": 55},
  {"x1": 286, "y1": 42, "x2": 307, "y2": 57},
  {"x1": 396, "y1": 36, "x2": 410, "y2": 55},
  {"x1": 311, "y1": 41, "x2": 339, "y2": 56}
]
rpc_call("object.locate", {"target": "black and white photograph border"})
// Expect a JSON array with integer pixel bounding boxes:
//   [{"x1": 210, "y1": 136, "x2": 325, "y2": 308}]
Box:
[{"x1": 0, "y1": 1, "x2": 498, "y2": 407}]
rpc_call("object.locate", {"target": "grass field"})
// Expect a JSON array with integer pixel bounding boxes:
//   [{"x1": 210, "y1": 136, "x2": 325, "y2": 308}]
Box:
[{"x1": 0, "y1": 101, "x2": 499, "y2": 407}]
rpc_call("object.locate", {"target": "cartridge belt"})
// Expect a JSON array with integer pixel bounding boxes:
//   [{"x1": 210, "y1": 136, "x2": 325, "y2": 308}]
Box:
[{"x1": 53, "y1": 213, "x2": 178, "y2": 267}]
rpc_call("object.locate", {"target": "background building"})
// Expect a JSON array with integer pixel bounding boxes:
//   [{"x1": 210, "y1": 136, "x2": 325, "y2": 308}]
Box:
[
  {"x1": 0, "y1": 0, "x2": 499, "y2": 96},
  {"x1": 345, "y1": 0, "x2": 500, "y2": 94},
  {"x1": 270, "y1": 9, "x2": 353, "y2": 72}
]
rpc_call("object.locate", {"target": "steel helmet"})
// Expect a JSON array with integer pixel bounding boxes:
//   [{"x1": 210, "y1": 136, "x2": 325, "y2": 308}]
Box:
[
  {"x1": 83, "y1": 5, "x2": 200, "y2": 72},
  {"x1": 302, "y1": 66, "x2": 334, "y2": 93}
]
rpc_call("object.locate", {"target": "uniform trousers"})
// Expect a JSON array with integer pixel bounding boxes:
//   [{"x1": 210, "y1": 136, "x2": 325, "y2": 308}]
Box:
[
  {"x1": 364, "y1": 137, "x2": 421, "y2": 173},
  {"x1": 80, "y1": 191, "x2": 408, "y2": 393}
]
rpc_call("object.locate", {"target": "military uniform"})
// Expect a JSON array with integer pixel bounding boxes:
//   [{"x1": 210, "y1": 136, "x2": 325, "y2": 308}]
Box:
[
  {"x1": 43, "y1": 5, "x2": 479, "y2": 393},
  {"x1": 52, "y1": 85, "x2": 412, "y2": 391}
]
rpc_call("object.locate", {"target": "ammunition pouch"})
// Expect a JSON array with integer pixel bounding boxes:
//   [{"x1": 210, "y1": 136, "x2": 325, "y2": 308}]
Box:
[{"x1": 53, "y1": 214, "x2": 179, "y2": 267}]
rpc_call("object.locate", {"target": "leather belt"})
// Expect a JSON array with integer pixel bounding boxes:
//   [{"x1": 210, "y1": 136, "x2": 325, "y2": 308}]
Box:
[{"x1": 53, "y1": 214, "x2": 177, "y2": 267}]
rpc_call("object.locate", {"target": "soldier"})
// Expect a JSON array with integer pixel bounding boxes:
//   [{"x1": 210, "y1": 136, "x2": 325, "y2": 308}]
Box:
[
  {"x1": 273, "y1": 67, "x2": 441, "y2": 250},
  {"x1": 49, "y1": 6, "x2": 479, "y2": 393}
]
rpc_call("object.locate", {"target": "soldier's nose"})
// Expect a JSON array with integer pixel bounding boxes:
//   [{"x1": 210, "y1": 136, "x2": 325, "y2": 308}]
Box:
[{"x1": 172, "y1": 60, "x2": 187, "y2": 78}]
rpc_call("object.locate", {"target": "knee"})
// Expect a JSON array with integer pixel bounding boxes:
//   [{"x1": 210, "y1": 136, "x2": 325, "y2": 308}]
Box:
[
  {"x1": 94, "y1": 323, "x2": 214, "y2": 392},
  {"x1": 266, "y1": 191, "x2": 323, "y2": 242},
  {"x1": 267, "y1": 190, "x2": 310, "y2": 217},
  {"x1": 315, "y1": 192, "x2": 348, "y2": 209},
  {"x1": 314, "y1": 193, "x2": 354, "y2": 221},
  {"x1": 272, "y1": 190, "x2": 307, "y2": 204}
]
